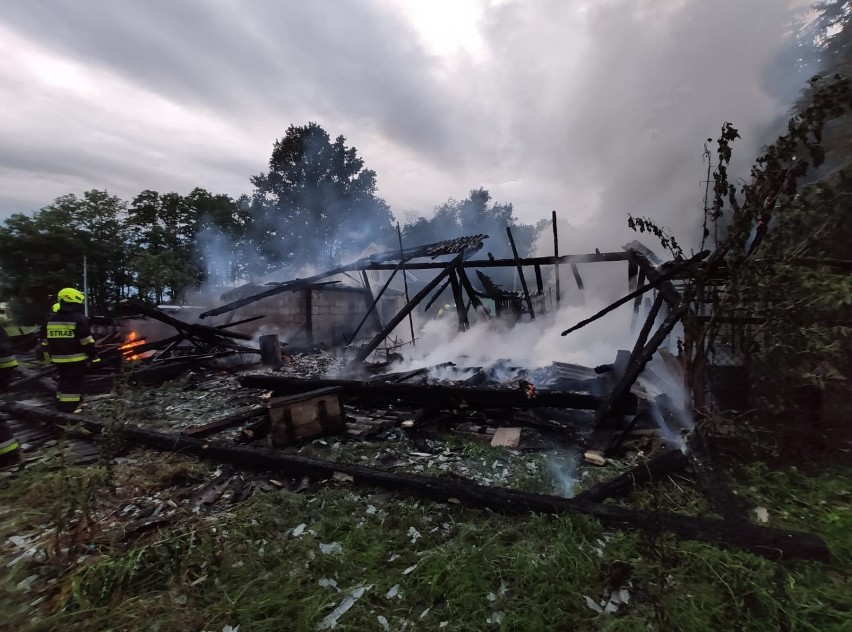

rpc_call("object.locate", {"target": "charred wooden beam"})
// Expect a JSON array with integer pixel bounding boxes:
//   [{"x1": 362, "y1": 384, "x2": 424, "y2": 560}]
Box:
[
  {"x1": 348, "y1": 264, "x2": 401, "y2": 343},
  {"x1": 586, "y1": 304, "x2": 684, "y2": 456},
  {"x1": 360, "y1": 270, "x2": 385, "y2": 331},
  {"x1": 353, "y1": 250, "x2": 471, "y2": 365},
  {"x1": 624, "y1": 241, "x2": 682, "y2": 307},
  {"x1": 448, "y1": 268, "x2": 469, "y2": 331},
  {"x1": 0, "y1": 403, "x2": 830, "y2": 562},
  {"x1": 506, "y1": 226, "x2": 535, "y2": 320},
  {"x1": 552, "y1": 211, "x2": 561, "y2": 306},
  {"x1": 456, "y1": 264, "x2": 491, "y2": 320},
  {"x1": 365, "y1": 252, "x2": 630, "y2": 271},
  {"x1": 182, "y1": 405, "x2": 267, "y2": 438},
  {"x1": 240, "y1": 374, "x2": 636, "y2": 413},
  {"x1": 397, "y1": 223, "x2": 416, "y2": 346},
  {"x1": 125, "y1": 300, "x2": 253, "y2": 342},
  {"x1": 561, "y1": 252, "x2": 707, "y2": 337},
  {"x1": 215, "y1": 315, "x2": 265, "y2": 330},
  {"x1": 575, "y1": 450, "x2": 688, "y2": 503}
]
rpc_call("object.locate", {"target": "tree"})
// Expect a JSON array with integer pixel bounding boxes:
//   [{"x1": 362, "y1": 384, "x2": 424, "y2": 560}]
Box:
[
  {"x1": 250, "y1": 122, "x2": 395, "y2": 269},
  {"x1": 0, "y1": 190, "x2": 130, "y2": 321}
]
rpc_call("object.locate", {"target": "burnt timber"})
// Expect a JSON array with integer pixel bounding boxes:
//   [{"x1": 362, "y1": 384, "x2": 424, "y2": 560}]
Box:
[
  {"x1": 240, "y1": 374, "x2": 638, "y2": 413},
  {"x1": 1, "y1": 403, "x2": 831, "y2": 562}
]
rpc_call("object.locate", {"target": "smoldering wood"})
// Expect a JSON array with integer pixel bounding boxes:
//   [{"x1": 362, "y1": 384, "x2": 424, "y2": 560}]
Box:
[
  {"x1": 200, "y1": 234, "x2": 488, "y2": 319},
  {"x1": 560, "y1": 252, "x2": 707, "y2": 336},
  {"x1": 624, "y1": 240, "x2": 683, "y2": 307},
  {"x1": 365, "y1": 251, "x2": 630, "y2": 271},
  {"x1": 506, "y1": 226, "x2": 535, "y2": 320},
  {"x1": 552, "y1": 210, "x2": 561, "y2": 305},
  {"x1": 86, "y1": 361, "x2": 194, "y2": 393},
  {"x1": 215, "y1": 315, "x2": 266, "y2": 330},
  {"x1": 352, "y1": 251, "x2": 470, "y2": 365},
  {"x1": 574, "y1": 450, "x2": 688, "y2": 503},
  {"x1": 456, "y1": 264, "x2": 492, "y2": 320},
  {"x1": 423, "y1": 277, "x2": 453, "y2": 313},
  {"x1": 360, "y1": 270, "x2": 385, "y2": 331},
  {"x1": 182, "y1": 405, "x2": 267, "y2": 438},
  {"x1": 586, "y1": 304, "x2": 684, "y2": 455},
  {"x1": 125, "y1": 300, "x2": 253, "y2": 342},
  {"x1": 259, "y1": 334, "x2": 283, "y2": 366},
  {"x1": 0, "y1": 403, "x2": 830, "y2": 562},
  {"x1": 397, "y1": 222, "x2": 416, "y2": 346},
  {"x1": 448, "y1": 268, "x2": 469, "y2": 331},
  {"x1": 347, "y1": 263, "x2": 402, "y2": 343},
  {"x1": 534, "y1": 265, "x2": 544, "y2": 294},
  {"x1": 631, "y1": 270, "x2": 646, "y2": 330},
  {"x1": 240, "y1": 373, "x2": 638, "y2": 413},
  {"x1": 570, "y1": 263, "x2": 585, "y2": 292}
]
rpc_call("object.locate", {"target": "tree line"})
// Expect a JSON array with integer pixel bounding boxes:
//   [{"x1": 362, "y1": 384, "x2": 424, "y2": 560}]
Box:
[{"x1": 0, "y1": 122, "x2": 538, "y2": 323}]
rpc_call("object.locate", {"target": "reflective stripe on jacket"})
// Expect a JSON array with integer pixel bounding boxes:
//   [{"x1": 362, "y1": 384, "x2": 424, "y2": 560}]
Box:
[{"x1": 45, "y1": 306, "x2": 97, "y2": 364}]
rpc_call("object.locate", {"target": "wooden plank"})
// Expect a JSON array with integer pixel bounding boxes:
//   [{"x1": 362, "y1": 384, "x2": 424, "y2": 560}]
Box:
[{"x1": 506, "y1": 226, "x2": 535, "y2": 320}]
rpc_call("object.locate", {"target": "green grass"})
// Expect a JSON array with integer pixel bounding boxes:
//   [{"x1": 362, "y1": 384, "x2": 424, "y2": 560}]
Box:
[{"x1": 1, "y1": 394, "x2": 850, "y2": 632}]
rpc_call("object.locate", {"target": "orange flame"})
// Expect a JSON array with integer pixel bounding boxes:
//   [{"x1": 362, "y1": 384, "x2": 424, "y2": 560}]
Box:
[{"x1": 119, "y1": 331, "x2": 145, "y2": 361}]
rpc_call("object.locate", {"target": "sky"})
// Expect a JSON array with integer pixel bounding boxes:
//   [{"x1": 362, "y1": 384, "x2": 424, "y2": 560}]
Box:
[{"x1": 0, "y1": 0, "x2": 816, "y2": 252}]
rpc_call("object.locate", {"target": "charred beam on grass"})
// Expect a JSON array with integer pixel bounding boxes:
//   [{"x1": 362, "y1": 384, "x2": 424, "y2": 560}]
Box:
[
  {"x1": 586, "y1": 304, "x2": 684, "y2": 456},
  {"x1": 240, "y1": 374, "x2": 637, "y2": 413},
  {"x1": 574, "y1": 450, "x2": 688, "y2": 503},
  {"x1": 0, "y1": 403, "x2": 830, "y2": 562}
]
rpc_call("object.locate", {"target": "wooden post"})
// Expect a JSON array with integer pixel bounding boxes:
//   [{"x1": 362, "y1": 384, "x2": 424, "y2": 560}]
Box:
[
  {"x1": 259, "y1": 334, "x2": 282, "y2": 366},
  {"x1": 552, "y1": 210, "x2": 561, "y2": 306},
  {"x1": 506, "y1": 226, "x2": 535, "y2": 321},
  {"x1": 347, "y1": 265, "x2": 401, "y2": 343},
  {"x1": 534, "y1": 265, "x2": 544, "y2": 294},
  {"x1": 305, "y1": 289, "x2": 313, "y2": 345},
  {"x1": 449, "y1": 268, "x2": 469, "y2": 331},
  {"x1": 361, "y1": 270, "x2": 385, "y2": 331},
  {"x1": 456, "y1": 264, "x2": 491, "y2": 320},
  {"x1": 397, "y1": 223, "x2": 416, "y2": 346},
  {"x1": 352, "y1": 252, "x2": 466, "y2": 364}
]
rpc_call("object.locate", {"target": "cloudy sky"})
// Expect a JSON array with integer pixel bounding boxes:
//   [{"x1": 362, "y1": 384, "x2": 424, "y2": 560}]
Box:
[{"x1": 0, "y1": 0, "x2": 815, "y2": 250}]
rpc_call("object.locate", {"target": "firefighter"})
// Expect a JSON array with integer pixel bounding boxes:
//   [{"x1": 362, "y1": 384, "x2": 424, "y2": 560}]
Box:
[
  {"x1": 0, "y1": 328, "x2": 21, "y2": 467},
  {"x1": 0, "y1": 327, "x2": 19, "y2": 390},
  {"x1": 45, "y1": 288, "x2": 100, "y2": 412}
]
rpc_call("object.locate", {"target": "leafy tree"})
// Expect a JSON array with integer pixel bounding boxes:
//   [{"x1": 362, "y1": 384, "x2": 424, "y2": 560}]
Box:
[
  {"x1": 0, "y1": 190, "x2": 131, "y2": 321},
  {"x1": 250, "y1": 122, "x2": 395, "y2": 269}
]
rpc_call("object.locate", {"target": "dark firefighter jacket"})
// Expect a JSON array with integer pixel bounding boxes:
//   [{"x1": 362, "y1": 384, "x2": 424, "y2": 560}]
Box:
[
  {"x1": 0, "y1": 328, "x2": 18, "y2": 370},
  {"x1": 45, "y1": 306, "x2": 97, "y2": 364}
]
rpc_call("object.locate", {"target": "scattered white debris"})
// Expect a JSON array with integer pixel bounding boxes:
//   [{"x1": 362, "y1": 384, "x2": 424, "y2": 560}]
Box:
[
  {"x1": 366, "y1": 505, "x2": 377, "y2": 515},
  {"x1": 319, "y1": 542, "x2": 343, "y2": 555},
  {"x1": 377, "y1": 615, "x2": 389, "y2": 630},
  {"x1": 292, "y1": 523, "x2": 307, "y2": 537},
  {"x1": 487, "y1": 592, "x2": 497, "y2": 602},
  {"x1": 439, "y1": 623, "x2": 448, "y2": 628},
  {"x1": 402, "y1": 565, "x2": 417, "y2": 576},
  {"x1": 419, "y1": 607, "x2": 431, "y2": 619},
  {"x1": 754, "y1": 507, "x2": 769, "y2": 523},
  {"x1": 317, "y1": 585, "x2": 371, "y2": 630},
  {"x1": 385, "y1": 584, "x2": 401, "y2": 599},
  {"x1": 222, "y1": 625, "x2": 240, "y2": 632},
  {"x1": 407, "y1": 527, "x2": 421, "y2": 543},
  {"x1": 584, "y1": 596, "x2": 604, "y2": 613},
  {"x1": 388, "y1": 553, "x2": 400, "y2": 562},
  {"x1": 486, "y1": 612, "x2": 504, "y2": 624},
  {"x1": 16, "y1": 574, "x2": 38, "y2": 591},
  {"x1": 319, "y1": 578, "x2": 338, "y2": 589}
]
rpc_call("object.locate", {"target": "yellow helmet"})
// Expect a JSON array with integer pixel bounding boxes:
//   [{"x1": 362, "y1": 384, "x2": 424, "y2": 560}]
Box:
[
  {"x1": 51, "y1": 303, "x2": 60, "y2": 313},
  {"x1": 57, "y1": 288, "x2": 85, "y2": 304}
]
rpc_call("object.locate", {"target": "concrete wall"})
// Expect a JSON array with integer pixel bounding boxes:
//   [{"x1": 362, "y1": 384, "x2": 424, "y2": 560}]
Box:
[{"x1": 228, "y1": 286, "x2": 407, "y2": 347}]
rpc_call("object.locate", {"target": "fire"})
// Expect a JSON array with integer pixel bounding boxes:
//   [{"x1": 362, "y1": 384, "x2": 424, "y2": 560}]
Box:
[{"x1": 119, "y1": 331, "x2": 145, "y2": 361}]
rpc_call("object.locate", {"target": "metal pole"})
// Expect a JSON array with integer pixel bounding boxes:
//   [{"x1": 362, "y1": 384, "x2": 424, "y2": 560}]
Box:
[{"x1": 83, "y1": 255, "x2": 89, "y2": 317}]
